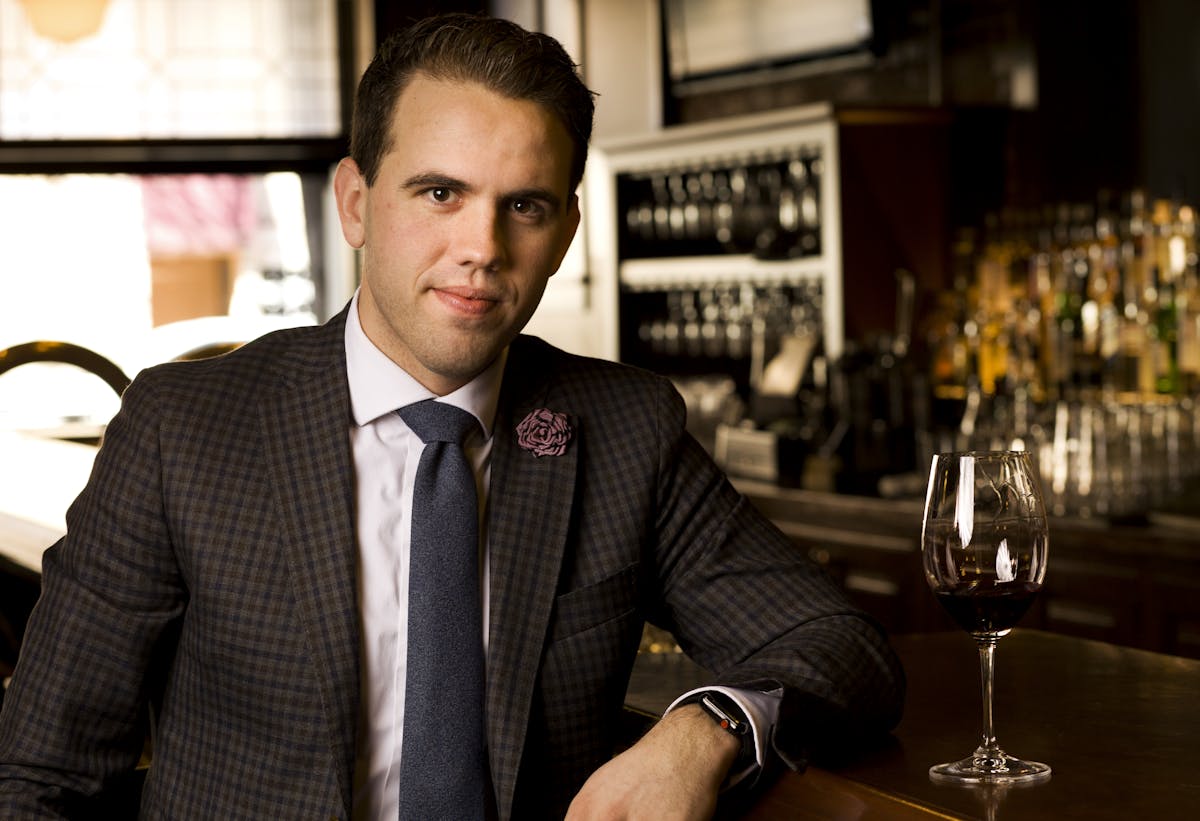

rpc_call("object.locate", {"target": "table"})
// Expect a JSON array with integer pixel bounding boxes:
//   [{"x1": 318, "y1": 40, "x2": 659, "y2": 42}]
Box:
[
  {"x1": 0, "y1": 430, "x2": 96, "y2": 573},
  {"x1": 0, "y1": 431, "x2": 97, "y2": 675},
  {"x1": 626, "y1": 630, "x2": 1200, "y2": 820}
]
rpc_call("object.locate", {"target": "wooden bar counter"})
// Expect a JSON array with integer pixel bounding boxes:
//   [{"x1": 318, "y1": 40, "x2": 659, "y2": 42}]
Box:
[{"x1": 627, "y1": 629, "x2": 1200, "y2": 819}]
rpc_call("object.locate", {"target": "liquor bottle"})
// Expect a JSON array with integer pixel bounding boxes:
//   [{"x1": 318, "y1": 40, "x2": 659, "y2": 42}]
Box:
[
  {"x1": 1147, "y1": 200, "x2": 1180, "y2": 395},
  {"x1": 1052, "y1": 242, "x2": 1085, "y2": 395},
  {"x1": 1093, "y1": 200, "x2": 1124, "y2": 395},
  {"x1": 975, "y1": 244, "x2": 1011, "y2": 396},
  {"x1": 1126, "y1": 191, "x2": 1158, "y2": 395},
  {"x1": 1151, "y1": 265, "x2": 1180, "y2": 394},
  {"x1": 1072, "y1": 203, "x2": 1103, "y2": 392},
  {"x1": 1173, "y1": 205, "x2": 1200, "y2": 393}
]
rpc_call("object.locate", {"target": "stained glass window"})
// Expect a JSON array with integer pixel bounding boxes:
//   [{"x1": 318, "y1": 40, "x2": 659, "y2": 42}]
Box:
[{"x1": 0, "y1": 0, "x2": 340, "y2": 140}]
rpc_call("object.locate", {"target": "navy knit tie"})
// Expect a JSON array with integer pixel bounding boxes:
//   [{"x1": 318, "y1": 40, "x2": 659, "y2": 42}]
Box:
[{"x1": 396, "y1": 399, "x2": 487, "y2": 820}]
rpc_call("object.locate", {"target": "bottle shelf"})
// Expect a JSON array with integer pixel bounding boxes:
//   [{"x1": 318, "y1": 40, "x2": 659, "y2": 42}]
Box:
[{"x1": 618, "y1": 254, "x2": 831, "y2": 291}]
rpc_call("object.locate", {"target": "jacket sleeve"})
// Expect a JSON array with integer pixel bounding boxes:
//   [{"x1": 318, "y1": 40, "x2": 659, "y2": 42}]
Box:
[
  {"x1": 643, "y1": 377, "x2": 906, "y2": 771},
  {"x1": 0, "y1": 372, "x2": 186, "y2": 816}
]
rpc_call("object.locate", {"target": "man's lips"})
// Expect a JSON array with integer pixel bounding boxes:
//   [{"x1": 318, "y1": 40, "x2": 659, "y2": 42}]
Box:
[{"x1": 433, "y1": 285, "x2": 500, "y2": 316}]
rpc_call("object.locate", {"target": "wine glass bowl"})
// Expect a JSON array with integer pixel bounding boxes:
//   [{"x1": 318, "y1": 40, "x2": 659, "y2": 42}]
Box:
[{"x1": 922, "y1": 450, "x2": 1051, "y2": 784}]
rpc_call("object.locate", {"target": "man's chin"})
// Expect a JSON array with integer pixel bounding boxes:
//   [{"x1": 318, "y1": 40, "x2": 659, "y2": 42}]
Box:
[{"x1": 421, "y1": 342, "x2": 505, "y2": 388}]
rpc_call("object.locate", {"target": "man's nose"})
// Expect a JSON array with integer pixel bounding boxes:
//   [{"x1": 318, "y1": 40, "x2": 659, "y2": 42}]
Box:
[{"x1": 456, "y1": 204, "x2": 506, "y2": 271}]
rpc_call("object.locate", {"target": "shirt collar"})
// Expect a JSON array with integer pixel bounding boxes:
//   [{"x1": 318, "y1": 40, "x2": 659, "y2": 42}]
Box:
[{"x1": 344, "y1": 289, "x2": 505, "y2": 439}]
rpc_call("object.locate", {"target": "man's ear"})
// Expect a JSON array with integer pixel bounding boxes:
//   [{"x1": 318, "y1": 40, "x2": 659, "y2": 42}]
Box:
[{"x1": 333, "y1": 157, "x2": 367, "y2": 249}]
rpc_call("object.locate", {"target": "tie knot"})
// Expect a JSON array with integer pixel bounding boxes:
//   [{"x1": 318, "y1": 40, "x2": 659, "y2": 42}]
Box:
[{"x1": 397, "y1": 400, "x2": 480, "y2": 446}]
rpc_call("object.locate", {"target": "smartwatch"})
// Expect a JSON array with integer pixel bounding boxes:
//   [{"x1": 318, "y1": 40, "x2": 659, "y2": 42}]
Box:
[{"x1": 686, "y1": 691, "x2": 755, "y2": 768}]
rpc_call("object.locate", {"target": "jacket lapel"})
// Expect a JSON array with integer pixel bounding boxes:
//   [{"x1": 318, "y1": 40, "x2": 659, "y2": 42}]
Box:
[
  {"x1": 485, "y1": 337, "x2": 578, "y2": 818},
  {"x1": 258, "y1": 309, "x2": 360, "y2": 811}
]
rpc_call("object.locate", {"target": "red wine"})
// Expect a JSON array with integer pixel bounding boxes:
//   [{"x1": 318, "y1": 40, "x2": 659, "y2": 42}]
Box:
[{"x1": 935, "y1": 583, "x2": 1040, "y2": 636}]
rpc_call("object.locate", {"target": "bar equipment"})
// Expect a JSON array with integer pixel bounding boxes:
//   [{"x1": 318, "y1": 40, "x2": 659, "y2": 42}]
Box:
[{"x1": 588, "y1": 104, "x2": 842, "y2": 482}]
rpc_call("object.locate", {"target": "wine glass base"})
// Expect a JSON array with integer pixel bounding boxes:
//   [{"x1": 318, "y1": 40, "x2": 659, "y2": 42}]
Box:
[{"x1": 930, "y1": 751, "x2": 1051, "y2": 785}]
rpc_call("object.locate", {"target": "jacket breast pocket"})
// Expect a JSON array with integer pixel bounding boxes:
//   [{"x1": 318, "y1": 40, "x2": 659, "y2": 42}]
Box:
[{"x1": 549, "y1": 562, "x2": 640, "y2": 642}]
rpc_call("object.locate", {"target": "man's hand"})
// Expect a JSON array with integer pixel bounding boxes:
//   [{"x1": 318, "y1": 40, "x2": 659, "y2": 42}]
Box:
[{"x1": 565, "y1": 703, "x2": 741, "y2": 821}]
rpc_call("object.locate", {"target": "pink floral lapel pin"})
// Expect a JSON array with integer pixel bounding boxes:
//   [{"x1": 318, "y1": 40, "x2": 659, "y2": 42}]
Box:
[{"x1": 516, "y1": 408, "x2": 572, "y2": 457}]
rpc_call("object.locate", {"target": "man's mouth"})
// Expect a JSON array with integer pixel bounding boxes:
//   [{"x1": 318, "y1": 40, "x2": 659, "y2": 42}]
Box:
[{"x1": 434, "y1": 286, "x2": 499, "y2": 316}]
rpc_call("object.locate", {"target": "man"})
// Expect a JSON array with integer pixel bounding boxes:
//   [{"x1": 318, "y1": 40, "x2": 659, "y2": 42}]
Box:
[{"x1": 0, "y1": 13, "x2": 903, "y2": 820}]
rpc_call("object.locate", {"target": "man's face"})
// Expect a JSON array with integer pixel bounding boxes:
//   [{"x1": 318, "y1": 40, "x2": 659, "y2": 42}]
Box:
[{"x1": 334, "y1": 73, "x2": 580, "y2": 395}]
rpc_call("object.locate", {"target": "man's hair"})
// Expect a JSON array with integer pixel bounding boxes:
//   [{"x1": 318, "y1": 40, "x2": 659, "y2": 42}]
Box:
[{"x1": 350, "y1": 13, "x2": 597, "y2": 194}]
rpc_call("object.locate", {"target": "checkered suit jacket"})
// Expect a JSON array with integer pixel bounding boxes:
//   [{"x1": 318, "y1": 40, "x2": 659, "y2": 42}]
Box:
[{"x1": 0, "y1": 306, "x2": 903, "y2": 819}]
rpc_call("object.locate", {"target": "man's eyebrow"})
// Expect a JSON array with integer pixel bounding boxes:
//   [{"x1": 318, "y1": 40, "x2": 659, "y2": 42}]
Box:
[{"x1": 402, "y1": 172, "x2": 470, "y2": 192}]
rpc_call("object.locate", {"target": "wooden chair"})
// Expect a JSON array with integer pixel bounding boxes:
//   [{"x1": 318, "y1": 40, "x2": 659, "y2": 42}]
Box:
[{"x1": 0, "y1": 340, "x2": 131, "y2": 396}]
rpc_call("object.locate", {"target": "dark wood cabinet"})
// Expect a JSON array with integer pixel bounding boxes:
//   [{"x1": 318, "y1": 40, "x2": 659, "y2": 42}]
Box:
[{"x1": 737, "y1": 479, "x2": 1200, "y2": 659}]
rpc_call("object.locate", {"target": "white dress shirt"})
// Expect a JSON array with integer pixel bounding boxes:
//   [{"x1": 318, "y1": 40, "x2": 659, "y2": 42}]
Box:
[
  {"x1": 343, "y1": 292, "x2": 777, "y2": 817},
  {"x1": 345, "y1": 292, "x2": 505, "y2": 821}
]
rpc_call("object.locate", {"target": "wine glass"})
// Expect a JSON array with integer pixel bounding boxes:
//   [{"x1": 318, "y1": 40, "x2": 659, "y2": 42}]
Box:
[{"x1": 922, "y1": 450, "x2": 1051, "y2": 783}]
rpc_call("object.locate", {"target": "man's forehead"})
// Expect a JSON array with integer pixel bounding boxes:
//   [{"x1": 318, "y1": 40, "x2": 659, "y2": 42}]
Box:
[{"x1": 381, "y1": 78, "x2": 576, "y2": 195}]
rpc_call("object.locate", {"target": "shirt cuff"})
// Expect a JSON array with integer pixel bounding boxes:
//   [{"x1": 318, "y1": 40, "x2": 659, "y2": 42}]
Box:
[{"x1": 665, "y1": 684, "x2": 783, "y2": 788}]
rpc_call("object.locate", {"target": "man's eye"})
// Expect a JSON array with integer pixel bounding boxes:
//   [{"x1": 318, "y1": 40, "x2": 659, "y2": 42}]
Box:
[
  {"x1": 428, "y1": 188, "x2": 453, "y2": 203},
  {"x1": 511, "y1": 199, "x2": 544, "y2": 218}
]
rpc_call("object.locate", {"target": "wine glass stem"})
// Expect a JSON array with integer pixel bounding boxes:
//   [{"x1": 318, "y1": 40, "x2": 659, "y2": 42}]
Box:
[{"x1": 977, "y1": 637, "x2": 1000, "y2": 756}]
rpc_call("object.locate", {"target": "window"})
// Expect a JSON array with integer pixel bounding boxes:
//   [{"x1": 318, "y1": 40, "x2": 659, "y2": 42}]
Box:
[
  {"x1": 0, "y1": 0, "x2": 352, "y2": 433},
  {"x1": 0, "y1": 0, "x2": 341, "y2": 139}
]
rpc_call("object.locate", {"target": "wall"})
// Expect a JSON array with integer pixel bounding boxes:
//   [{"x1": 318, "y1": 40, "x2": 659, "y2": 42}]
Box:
[{"x1": 1139, "y1": 0, "x2": 1200, "y2": 203}]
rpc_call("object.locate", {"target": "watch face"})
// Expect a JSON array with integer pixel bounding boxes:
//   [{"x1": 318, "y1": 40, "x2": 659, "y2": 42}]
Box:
[{"x1": 700, "y1": 694, "x2": 746, "y2": 734}]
